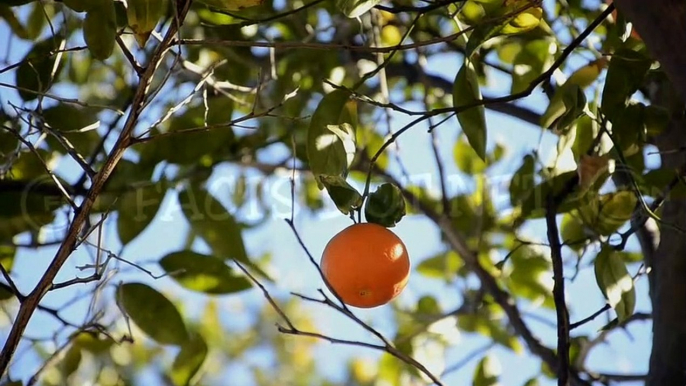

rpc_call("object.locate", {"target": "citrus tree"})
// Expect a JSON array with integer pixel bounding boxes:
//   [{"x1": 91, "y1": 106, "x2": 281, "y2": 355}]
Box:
[{"x1": 0, "y1": 0, "x2": 685, "y2": 385}]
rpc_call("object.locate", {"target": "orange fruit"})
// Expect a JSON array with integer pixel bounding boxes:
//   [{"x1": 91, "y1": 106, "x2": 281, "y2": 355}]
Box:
[{"x1": 321, "y1": 223, "x2": 410, "y2": 308}]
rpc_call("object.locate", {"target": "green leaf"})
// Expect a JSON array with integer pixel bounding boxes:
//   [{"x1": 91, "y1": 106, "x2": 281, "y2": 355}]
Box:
[
  {"x1": 473, "y1": 354, "x2": 500, "y2": 386},
  {"x1": 60, "y1": 345, "x2": 82, "y2": 379},
  {"x1": 15, "y1": 38, "x2": 64, "y2": 101},
  {"x1": 84, "y1": 2, "x2": 117, "y2": 61},
  {"x1": 178, "y1": 187, "x2": 248, "y2": 264},
  {"x1": 601, "y1": 48, "x2": 652, "y2": 120},
  {"x1": 0, "y1": 284, "x2": 15, "y2": 301},
  {"x1": 73, "y1": 332, "x2": 114, "y2": 354},
  {"x1": 336, "y1": 0, "x2": 381, "y2": 18},
  {"x1": 453, "y1": 59, "x2": 487, "y2": 160},
  {"x1": 560, "y1": 213, "x2": 587, "y2": 250},
  {"x1": 117, "y1": 181, "x2": 166, "y2": 245},
  {"x1": 364, "y1": 182, "x2": 406, "y2": 227},
  {"x1": 170, "y1": 332, "x2": 208, "y2": 386},
  {"x1": 507, "y1": 245, "x2": 554, "y2": 308},
  {"x1": 540, "y1": 83, "x2": 587, "y2": 133},
  {"x1": 454, "y1": 136, "x2": 486, "y2": 174},
  {"x1": 578, "y1": 191, "x2": 637, "y2": 236},
  {"x1": 416, "y1": 251, "x2": 463, "y2": 281},
  {"x1": 0, "y1": 6, "x2": 29, "y2": 40},
  {"x1": 458, "y1": 313, "x2": 522, "y2": 353},
  {"x1": 594, "y1": 246, "x2": 636, "y2": 322},
  {"x1": 511, "y1": 39, "x2": 553, "y2": 93},
  {"x1": 523, "y1": 378, "x2": 540, "y2": 386},
  {"x1": 572, "y1": 113, "x2": 596, "y2": 160},
  {"x1": 159, "y1": 250, "x2": 252, "y2": 294},
  {"x1": 307, "y1": 90, "x2": 357, "y2": 181},
  {"x1": 127, "y1": 0, "x2": 168, "y2": 47},
  {"x1": 465, "y1": 4, "x2": 542, "y2": 56},
  {"x1": 42, "y1": 104, "x2": 101, "y2": 155},
  {"x1": 0, "y1": 179, "x2": 63, "y2": 241},
  {"x1": 319, "y1": 175, "x2": 362, "y2": 215},
  {"x1": 117, "y1": 282, "x2": 188, "y2": 345},
  {"x1": 509, "y1": 154, "x2": 535, "y2": 206},
  {"x1": 0, "y1": 246, "x2": 14, "y2": 273}
]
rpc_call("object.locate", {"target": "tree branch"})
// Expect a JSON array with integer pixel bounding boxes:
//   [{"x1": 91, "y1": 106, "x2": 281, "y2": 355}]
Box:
[{"x1": 0, "y1": 0, "x2": 195, "y2": 376}]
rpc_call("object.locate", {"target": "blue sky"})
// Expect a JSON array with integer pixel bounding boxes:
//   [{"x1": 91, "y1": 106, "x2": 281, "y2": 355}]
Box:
[{"x1": 0, "y1": 2, "x2": 653, "y2": 385}]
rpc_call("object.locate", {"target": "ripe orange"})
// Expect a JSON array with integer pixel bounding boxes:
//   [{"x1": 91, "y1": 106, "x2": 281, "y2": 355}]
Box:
[{"x1": 321, "y1": 223, "x2": 410, "y2": 308}]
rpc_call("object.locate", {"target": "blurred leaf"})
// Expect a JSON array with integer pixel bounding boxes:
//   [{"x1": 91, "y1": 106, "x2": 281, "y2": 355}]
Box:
[
  {"x1": 453, "y1": 59, "x2": 487, "y2": 160},
  {"x1": 59, "y1": 345, "x2": 82, "y2": 379},
  {"x1": 578, "y1": 191, "x2": 636, "y2": 235},
  {"x1": 26, "y1": 1, "x2": 47, "y2": 39},
  {"x1": 0, "y1": 5, "x2": 28, "y2": 39},
  {"x1": 520, "y1": 171, "x2": 578, "y2": 219},
  {"x1": 511, "y1": 39, "x2": 554, "y2": 94},
  {"x1": 127, "y1": 0, "x2": 167, "y2": 47},
  {"x1": 15, "y1": 38, "x2": 64, "y2": 101},
  {"x1": 84, "y1": 2, "x2": 117, "y2": 61},
  {"x1": 74, "y1": 332, "x2": 114, "y2": 354},
  {"x1": 509, "y1": 154, "x2": 535, "y2": 206},
  {"x1": 138, "y1": 98, "x2": 235, "y2": 166},
  {"x1": 178, "y1": 186, "x2": 270, "y2": 279},
  {"x1": 159, "y1": 250, "x2": 251, "y2": 294},
  {"x1": 364, "y1": 182, "x2": 405, "y2": 227},
  {"x1": 42, "y1": 104, "x2": 100, "y2": 155},
  {"x1": 0, "y1": 179, "x2": 63, "y2": 241},
  {"x1": 560, "y1": 213, "x2": 587, "y2": 250},
  {"x1": 0, "y1": 245, "x2": 15, "y2": 272},
  {"x1": 594, "y1": 246, "x2": 635, "y2": 321},
  {"x1": 117, "y1": 282, "x2": 188, "y2": 345},
  {"x1": 0, "y1": 284, "x2": 14, "y2": 301},
  {"x1": 540, "y1": 83, "x2": 587, "y2": 133},
  {"x1": 307, "y1": 90, "x2": 357, "y2": 181},
  {"x1": 319, "y1": 175, "x2": 362, "y2": 215},
  {"x1": 577, "y1": 154, "x2": 610, "y2": 189},
  {"x1": 336, "y1": 0, "x2": 381, "y2": 18},
  {"x1": 416, "y1": 251, "x2": 463, "y2": 282},
  {"x1": 454, "y1": 136, "x2": 486, "y2": 174},
  {"x1": 458, "y1": 313, "x2": 522, "y2": 353},
  {"x1": 566, "y1": 58, "x2": 607, "y2": 89},
  {"x1": 523, "y1": 379, "x2": 540, "y2": 386},
  {"x1": 572, "y1": 113, "x2": 596, "y2": 160},
  {"x1": 170, "y1": 332, "x2": 208, "y2": 386},
  {"x1": 473, "y1": 354, "x2": 500, "y2": 386},
  {"x1": 601, "y1": 48, "x2": 652, "y2": 120},
  {"x1": 117, "y1": 181, "x2": 166, "y2": 245},
  {"x1": 508, "y1": 245, "x2": 554, "y2": 308},
  {"x1": 466, "y1": 3, "x2": 542, "y2": 56}
]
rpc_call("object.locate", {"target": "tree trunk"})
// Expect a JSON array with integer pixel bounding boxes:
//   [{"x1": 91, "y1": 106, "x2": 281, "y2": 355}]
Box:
[{"x1": 613, "y1": 1, "x2": 686, "y2": 385}]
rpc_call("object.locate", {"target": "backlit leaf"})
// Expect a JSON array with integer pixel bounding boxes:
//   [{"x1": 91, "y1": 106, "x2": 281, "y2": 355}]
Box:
[
  {"x1": 307, "y1": 90, "x2": 357, "y2": 182},
  {"x1": 594, "y1": 246, "x2": 635, "y2": 321},
  {"x1": 473, "y1": 354, "x2": 500, "y2": 386},
  {"x1": 170, "y1": 332, "x2": 208, "y2": 386}
]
